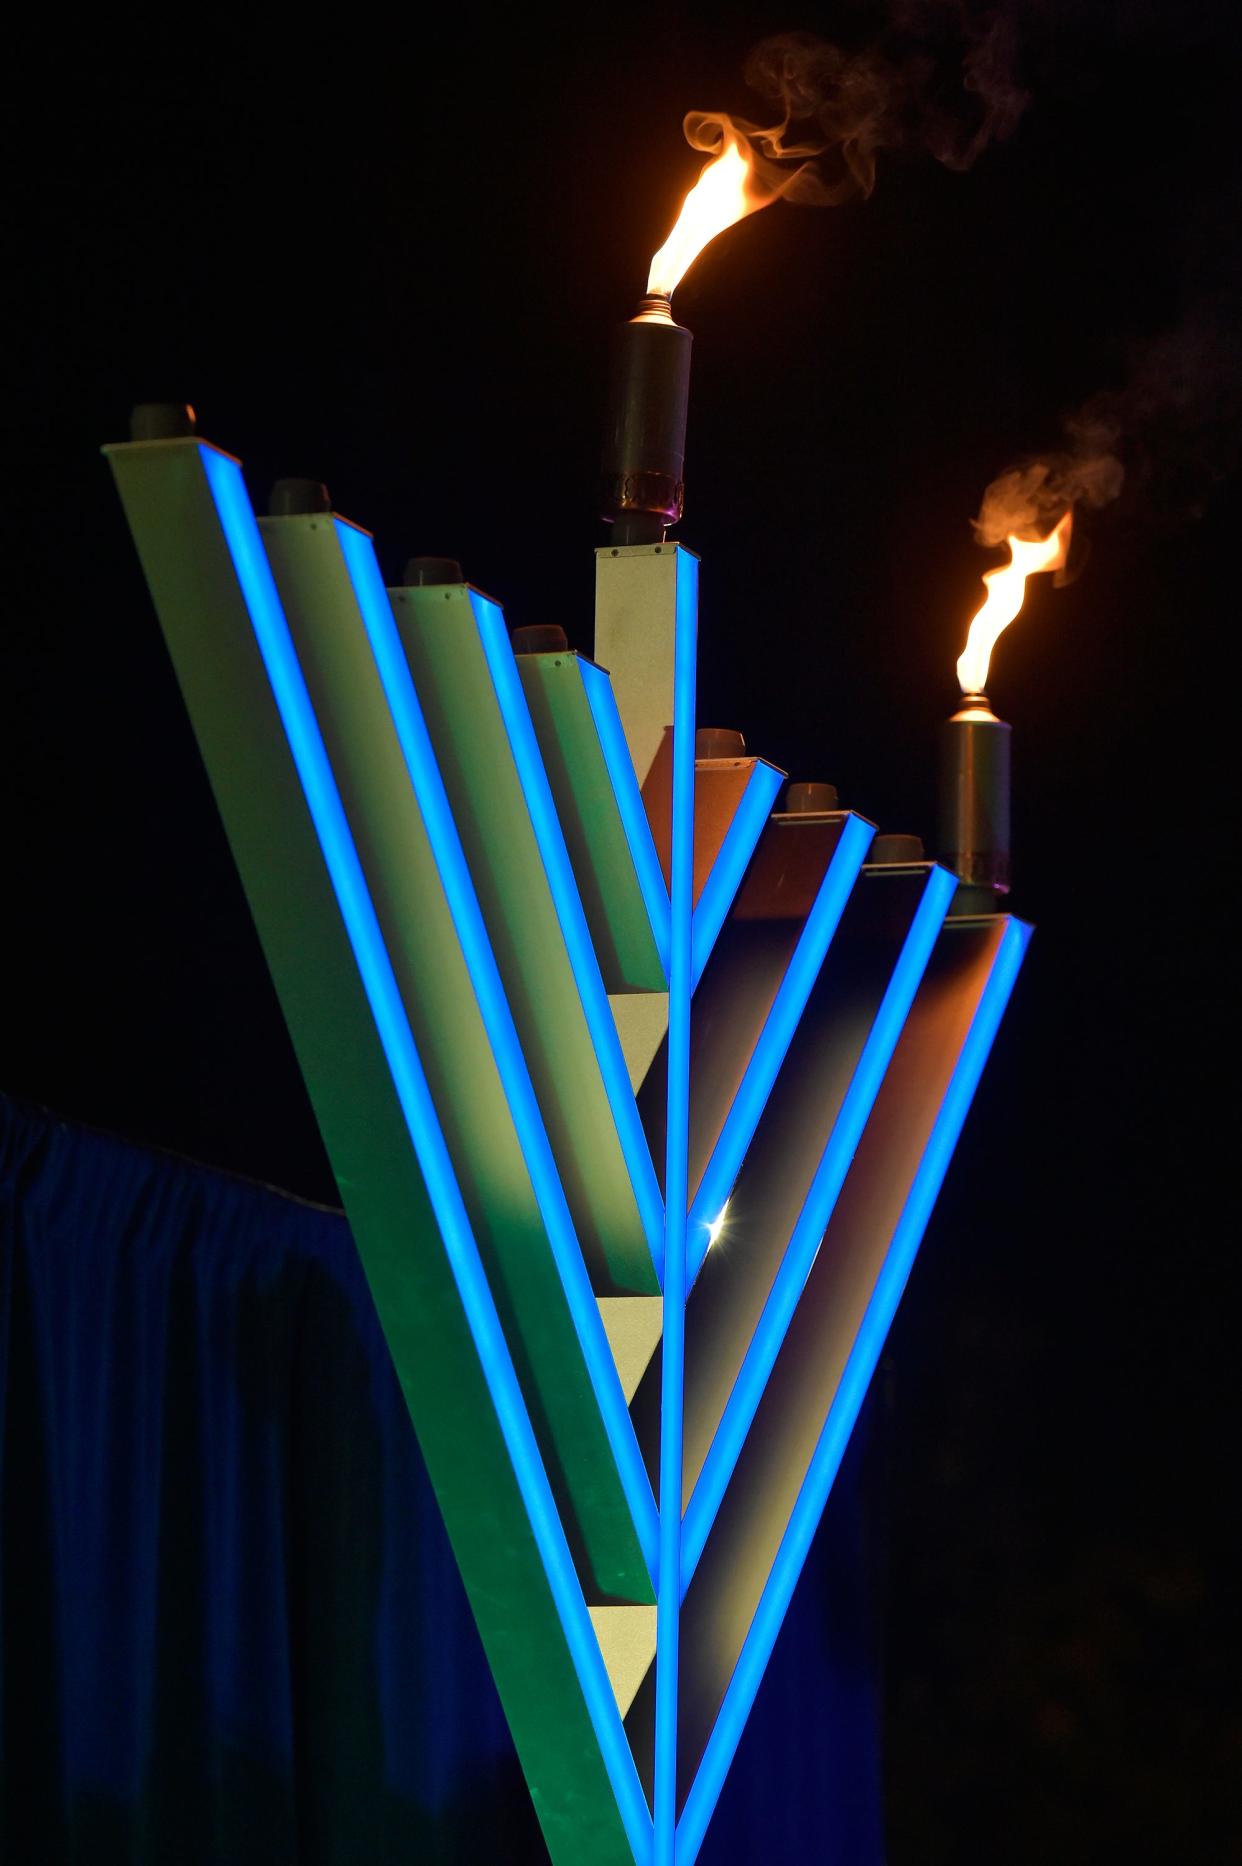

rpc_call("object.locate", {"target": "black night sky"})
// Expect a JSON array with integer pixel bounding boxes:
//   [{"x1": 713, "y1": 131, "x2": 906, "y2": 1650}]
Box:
[{"x1": 6, "y1": 4, "x2": 1239, "y2": 1860}]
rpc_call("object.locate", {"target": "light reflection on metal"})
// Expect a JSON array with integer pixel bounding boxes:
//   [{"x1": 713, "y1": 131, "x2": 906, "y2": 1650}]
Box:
[
  {"x1": 686, "y1": 810, "x2": 875, "y2": 1274},
  {"x1": 706, "y1": 1201, "x2": 731, "y2": 1249}
]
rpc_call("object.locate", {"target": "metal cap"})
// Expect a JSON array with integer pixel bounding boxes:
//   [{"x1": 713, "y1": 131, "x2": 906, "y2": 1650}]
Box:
[
  {"x1": 511, "y1": 624, "x2": 568, "y2": 655},
  {"x1": 869, "y1": 833, "x2": 926, "y2": 864},
  {"x1": 784, "y1": 780, "x2": 839, "y2": 813},
  {"x1": 404, "y1": 556, "x2": 464, "y2": 586},
  {"x1": 696, "y1": 728, "x2": 746, "y2": 759},
  {"x1": 129, "y1": 402, "x2": 197, "y2": 441},
  {"x1": 269, "y1": 478, "x2": 331, "y2": 516}
]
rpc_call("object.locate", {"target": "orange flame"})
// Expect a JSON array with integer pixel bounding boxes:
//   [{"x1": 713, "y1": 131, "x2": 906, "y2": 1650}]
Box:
[
  {"x1": 956, "y1": 509, "x2": 1073, "y2": 693},
  {"x1": 647, "y1": 134, "x2": 764, "y2": 298}
]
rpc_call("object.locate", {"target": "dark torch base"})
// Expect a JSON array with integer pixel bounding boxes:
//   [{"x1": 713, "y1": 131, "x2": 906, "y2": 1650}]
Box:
[
  {"x1": 939, "y1": 693, "x2": 1011, "y2": 912},
  {"x1": 600, "y1": 295, "x2": 692, "y2": 544}
]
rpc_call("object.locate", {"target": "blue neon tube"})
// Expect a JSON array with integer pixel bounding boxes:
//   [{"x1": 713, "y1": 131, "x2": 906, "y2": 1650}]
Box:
[
  {"x1": 200, "y1": 448, "x2": 652, "y2": 1865},
  {"x1": 687, "y1": 812, "x2": 875, "y2": 1278},
  {"x1": 473, "y1": 602, "x2": 666, "y2": 1278},
  {"x1": 681, "y1": 863, "x2": 958, "y2": 1591},
  {"x1": 654, "y1": 553, "x2": 699, "y2": 1866},
  {"x1": 676, "y1": 916, "x2": 1030, "y2": 1866},
  {"x1": 578, "y1": 657, "x2": 671, "y2": 976},
  {"x1": 689, "y1": 761, "x2": 784, "y2": 991},
  {"x1": 335, "y1": 522, "x2": 658, "y2": 1581}
]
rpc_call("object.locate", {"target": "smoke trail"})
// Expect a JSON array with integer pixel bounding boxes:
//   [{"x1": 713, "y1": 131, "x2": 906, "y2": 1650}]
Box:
[
  {"x1": 683, "y1": 9, "x2": 1028, "y2": 211},
  {"x1": 973, "y1": 449, "x2": 1123, "y2": 550},
  {"x1": 973, "y1": 293, "x2": 1240, "y2": 550}
]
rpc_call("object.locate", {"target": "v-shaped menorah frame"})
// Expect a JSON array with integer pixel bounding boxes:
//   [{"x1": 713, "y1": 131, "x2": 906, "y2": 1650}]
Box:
[{"x1": 107, "y1": 432, "x2": 1030, "y2": 1866}]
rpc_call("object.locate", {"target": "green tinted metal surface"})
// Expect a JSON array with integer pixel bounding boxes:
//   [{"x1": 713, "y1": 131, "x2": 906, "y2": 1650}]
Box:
[
  {"x1": 260, "y1": 512, "x2": 652, "y2": 1603},
  {"x1": 105, "y1": 437, "x2": 640, "y2": 1866},
  {"x1": 392, "y1": 583, "x2": 660, "y2": 1296},
  {"x1": 519, "y1": 650, "x2": 666, "y2": 994}
]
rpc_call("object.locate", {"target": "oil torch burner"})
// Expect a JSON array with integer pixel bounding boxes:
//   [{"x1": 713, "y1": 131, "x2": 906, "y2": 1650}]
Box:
[
  {"x1": 600, "y1": 293, "x2": 693, "y2": 545},
  {"x1": 938, "y1": 510, "x2": 1072, "y2": 912},
  {"x1": 938, "y1": 692, "x2": 1010, "y2": 913},
  {"x1": 599, "y1": 126, "x2": 772, "y2": 543}
]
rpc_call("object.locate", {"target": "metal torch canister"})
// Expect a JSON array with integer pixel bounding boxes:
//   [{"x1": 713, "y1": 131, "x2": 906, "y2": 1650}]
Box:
[
  {"x1": 938, "y1": 693, "x2": 1011, "y2": 913},
  {"x1": 600, "y1": 294, "x2": 693, "y2": 545}
]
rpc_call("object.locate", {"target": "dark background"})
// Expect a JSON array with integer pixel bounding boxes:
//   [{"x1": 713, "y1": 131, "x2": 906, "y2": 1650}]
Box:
[{"x1": 5, "y1": 2, "x2": 1238, "y2": 1859}]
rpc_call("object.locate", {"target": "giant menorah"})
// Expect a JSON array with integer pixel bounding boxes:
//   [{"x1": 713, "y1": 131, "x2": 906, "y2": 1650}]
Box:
[{"x1": 108, "y1": 418, "x2": 1029, "y2": 1866}]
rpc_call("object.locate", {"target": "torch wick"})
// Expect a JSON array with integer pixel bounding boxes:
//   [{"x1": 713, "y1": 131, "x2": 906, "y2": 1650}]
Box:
[{"x1": 635, "y1": 292, "x2": 674, "y2": 323}]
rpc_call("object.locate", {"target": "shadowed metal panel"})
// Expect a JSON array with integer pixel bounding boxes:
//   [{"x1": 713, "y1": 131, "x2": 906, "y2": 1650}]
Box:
[
  {"x1": 676, "y1": 866, "x2": 956, "y2": 1584},
  {"x1": 630, "y1": 868, "x2": 945, "y2": 1507},
  {"x1": 637, "y1": 812, "x2": 873, "y2": 1253},
  {"x1": 673, "y1": 915, "x2": 1029, "y2": 1847}
]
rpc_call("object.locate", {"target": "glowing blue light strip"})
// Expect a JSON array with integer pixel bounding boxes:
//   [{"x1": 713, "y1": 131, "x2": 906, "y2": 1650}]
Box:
[
  {"x1": 677, "y1": 916, "x2": 1030, "y2": 1866},
  {"x1": 687, "y1": 813, "x2": 875, "y2": 1279},
  {"x1": 472, "y1": 601, "x2": 666, "y2": 1276},
  {"x1": 577, "y1": 656, "x2": 671, "y2": 976},
  {"x1": 689, "y1": 761, "x2": 783, "y2": 991},
  {"x1": 199, "y1": 449, "x2": 651, "y2": 1864},
  {"x1": 681, "y1": 864, "x2": 958, "y2": 1592},
  {"x1": 654, "y1": 552, "x2": 698, "y2": 1866},
  {"x1": 334, "y1": 522, "x2": 658, "y2": 1580}
]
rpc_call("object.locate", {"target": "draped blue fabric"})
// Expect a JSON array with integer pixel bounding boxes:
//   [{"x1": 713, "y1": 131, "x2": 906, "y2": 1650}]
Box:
[{"x1": 0, "y1": 1093, "x2": 883, "y2": 1864}]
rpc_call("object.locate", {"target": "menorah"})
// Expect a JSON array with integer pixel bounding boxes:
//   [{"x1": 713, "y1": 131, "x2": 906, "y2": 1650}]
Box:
[{"x1": 108, "y1": 416, "x2": 1030, "y2": 1866}]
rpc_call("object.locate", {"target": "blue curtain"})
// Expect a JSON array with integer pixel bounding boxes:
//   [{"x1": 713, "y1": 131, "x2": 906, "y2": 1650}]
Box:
[{"x1": 0, "y1": 1093, "x2": 883, "y2": 1864}]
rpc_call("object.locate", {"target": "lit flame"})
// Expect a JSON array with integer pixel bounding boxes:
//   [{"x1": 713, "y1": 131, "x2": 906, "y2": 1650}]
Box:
[
  {"x1": 648, "y1": 136, "x2": 762, "y2": 298},
  {"x1": 956, "y1": 509, "x2": 1073, "y2": 694},
  {"x1": 707, "y1": 1200, "x2": 732, "y2": 1249}
]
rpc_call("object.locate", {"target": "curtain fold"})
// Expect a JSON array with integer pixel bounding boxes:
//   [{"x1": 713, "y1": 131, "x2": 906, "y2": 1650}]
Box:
[{"x1": 0, "y1": 1093, "x2": 882, "y2": 1864}]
